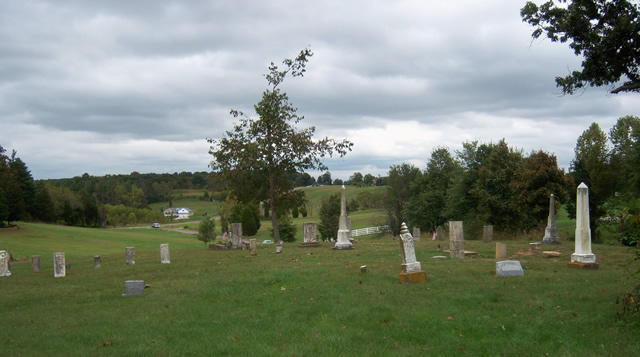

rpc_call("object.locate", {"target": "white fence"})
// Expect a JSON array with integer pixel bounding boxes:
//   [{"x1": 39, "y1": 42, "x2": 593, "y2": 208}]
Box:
[{"x1": 351, "y1": 225, "x2": 390, "y2": 237}]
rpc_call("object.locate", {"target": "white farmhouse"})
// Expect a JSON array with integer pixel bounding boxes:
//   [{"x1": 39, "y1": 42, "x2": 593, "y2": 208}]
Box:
[{"x1": 163, "y1": 207, "x2": 194, "y2": 219}]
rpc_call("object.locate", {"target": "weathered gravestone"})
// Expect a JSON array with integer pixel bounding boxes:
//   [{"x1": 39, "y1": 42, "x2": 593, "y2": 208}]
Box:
[
  {"x1": 160, "y1": 243, "x2": 170, "y2": 264},
  {"x1": 94, "y1": 255, "x2": 101, "y2": 269},
  {"x1": 125, "y1": 280, "x2": 144, "y2": 296},
  {"x1": 413, "y1": 227, "x2": 421, "y2": 242},
  {"x1": 482, "y1": 225, "x2": 493, "y2": 243},
  {"x1": 569, "y1": 183, "x2": 598, "y2": 269},
  {"x1": 231, "y1": 223, "x2": 243, "y2": 249},
  {"x1": 496, "y1": 260, "x2": 525, "y2": 277},
  {"x1": 0, "y1": 250, "x2": 11, "y2": 277},
  {"x1": 398, "y1": 223, "x2": 426, "y2": 283},
  {"x1": 496, "y1": 243, "x2": 507, "y2": 260},
  {"x1": 125, "y1": 247, "x2": 135, "y2": 265},
  {"x1": 32, "y1": 255, "x2": 41, "y2": 273},
  {"x1": 53, "y1": 252, "x2": 65, "y2": 278},
  {"x1": 300, "y1": 222, "x2": 321, "y2": 247},
  {"x1": 250, "y1": 239, "x2": 257, "y2": 256},
  {"x1": 542, "y1": 194, "x2": 561, "y2": 245},
  {"x1": 449, "y1": 221, "x2": 465, "y2": 259},
  {"x1": 334, "y1": 185, "x2": 354, "y2": 250},
  {"x1": 275, "y1": 242, "x2": 283, "y2": 254}
]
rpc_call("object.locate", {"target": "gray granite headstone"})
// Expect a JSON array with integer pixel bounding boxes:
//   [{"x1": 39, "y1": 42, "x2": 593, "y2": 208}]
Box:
[
  {"x1": 160, "y1": 243, "x2": 170, "y2": 264},
  {"x1": 250, "y1": 239, "x2": 257, "y2": 256},
  {"x1": 125, "y1": 247, "x2": 135, "y2": 265},
  {"x1": 231, "y1": 223, "x2": 243, "y2": 249},
  {"x1": 53, "y1": 252, "x2": 65, "y2": 278},
  {"x1": 542, "y1": 194, "x2": 561, "y2": 245},
  {"x1": 94, "y1": 255, "x2": 101, "y2": 269},
  {"x1": 0, "y1": 250, "x2": 11, "y2": 277},
  {"x1": 496, "y1": 260, "x2": 524, "y2": 277},
  {"x1": 32, "y1": 255, "x2": 41, "y2": 273},
  {"x1": 482, "y1": 225, "x2": 493, "y2": 242},
  {"x1": 275, "y1": 242, "x2": 283, "y2": 254},
  {"x1": 125, "y1": 280, "x2": 145, "y2": 296},
  {"x1": 449, "y1": 221, "x2": 464, "y2": 259},
  {"x1": 413, "y1": 227, "x2": 421, "y2": 241}
]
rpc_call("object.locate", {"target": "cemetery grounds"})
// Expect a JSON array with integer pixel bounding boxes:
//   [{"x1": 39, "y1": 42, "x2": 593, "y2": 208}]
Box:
[{"x1": 1, "y1": 219, "x2": 640, "y2": 355}]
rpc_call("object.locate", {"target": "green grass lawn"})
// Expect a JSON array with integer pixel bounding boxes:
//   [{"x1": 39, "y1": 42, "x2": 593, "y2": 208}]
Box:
[{"x1": 1, "y1": 222, "x2": 639, "y2": 355}]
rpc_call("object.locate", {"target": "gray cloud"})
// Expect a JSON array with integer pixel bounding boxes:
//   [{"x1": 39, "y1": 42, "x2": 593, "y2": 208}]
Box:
[{"x1": 0, "y1": 0, "x2": 638, "y2": 180}]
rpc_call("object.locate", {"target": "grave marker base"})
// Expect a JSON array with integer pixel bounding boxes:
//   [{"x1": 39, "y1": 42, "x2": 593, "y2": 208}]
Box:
[
  {"x1": 299, "y1": 242, "x2": 322, "y2": 248},
  {"x1": 568, "y1": 262, "x2": 599, "y2": 270},
  {"x1": 399, "y1": 270, "x2": 426, "y2": 284}
]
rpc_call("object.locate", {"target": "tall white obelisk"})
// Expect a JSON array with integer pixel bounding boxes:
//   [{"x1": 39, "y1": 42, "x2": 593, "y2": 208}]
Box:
[
  {"x1": 333, "y1": 185, "x2": 353, "y2": 250},
  {"x1": 569, "y1": 182, "x2": 598, "y2": 268}
]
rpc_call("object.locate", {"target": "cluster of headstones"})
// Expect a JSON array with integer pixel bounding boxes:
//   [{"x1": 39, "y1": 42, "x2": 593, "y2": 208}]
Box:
[{"x1": 0, "y1": 244, "x2": 172, "y2": 297}]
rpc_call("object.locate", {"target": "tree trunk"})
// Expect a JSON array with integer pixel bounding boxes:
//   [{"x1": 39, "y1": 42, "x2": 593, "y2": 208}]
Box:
[{"x1": 268, "y1": 171, "x2": 280, "y2": 244}]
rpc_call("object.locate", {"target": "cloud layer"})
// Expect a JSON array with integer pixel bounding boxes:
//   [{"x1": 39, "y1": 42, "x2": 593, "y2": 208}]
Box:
[{"x1": 1, "y1": 0, "x2": 638, "y2": 180}]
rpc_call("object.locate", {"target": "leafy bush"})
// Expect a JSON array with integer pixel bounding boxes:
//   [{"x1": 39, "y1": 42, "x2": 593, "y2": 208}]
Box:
[
  {"x1": 197, "y1": 217, "x2": 216, "y2": 246},
  {"x1": 318, "y1": 193, "x2": 340, "y2": 241},
  {"x1": 230, "y1": 203, "x2": 261, "y2": 236},
  {"x1": 273, "y1": 214, "x2": 297, "y2": 242}
]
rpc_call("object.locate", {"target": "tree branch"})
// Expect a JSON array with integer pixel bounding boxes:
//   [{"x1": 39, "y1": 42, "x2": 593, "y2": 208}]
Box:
[{"x1": 611, "y1": 81, "x2": 640, "y2": 94}]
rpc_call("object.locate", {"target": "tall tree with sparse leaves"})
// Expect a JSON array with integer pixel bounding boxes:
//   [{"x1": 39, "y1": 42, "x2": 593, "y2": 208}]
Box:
[
  {"x1": 521, "y1": 0, "x2": 640, "y2": 94},
  {"x1": 208, "y1": 49, "x2": 353, "y2": 243}
]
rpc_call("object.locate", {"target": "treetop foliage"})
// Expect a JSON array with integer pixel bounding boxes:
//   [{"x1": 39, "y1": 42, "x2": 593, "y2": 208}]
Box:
[
  {"x1": 521, "y1": 0, "x2": 640, "y2": 94},
  {"x1": 208, "y1": 49, "x2": 353, "y2": 243}
]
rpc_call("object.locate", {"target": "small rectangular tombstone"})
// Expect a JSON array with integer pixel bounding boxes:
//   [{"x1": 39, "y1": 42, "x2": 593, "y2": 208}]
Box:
[
  {"x1": 250, "y1": 239, "x2": 257, "y2": 256},
  {"x1": 496, "y1": 260, "x2": 525, "y2": 277},
  {"x1": 125, "y1": 247, "x2": 135, "y2": 265},
  {"x1": 53, "y1": 252, "x2": 65, "y2": 278},
  {"x1": 94, "y1": 255, "x2": 101, "y2": 269},
  {"x1": 125, "y1": 280, "x2": 145, "y2": 296},
  {"x1": 32, "y1": 255, "x2": 41, "y2": 273},
  {"x1": 413, "y1": 227, "x2": 421, "y2": 241},
  {"x1": 231, "y1": 223, "x2": 243, "y2": 249},
  {"x1": 496, "y1": 243, "x2": 507, "y2": 260},
  {"x1": 449, "y1": 221, "x2": 465, "y2": 259},
  {"x1": 160, "y1": 243, "x2": 170, "y2": 264},
  {"x1": 0, "y1": 250, "x2": 11, "y2": 277},
  {"x1": 482, "y1": 225, "x2": 493, "y2": 243}
]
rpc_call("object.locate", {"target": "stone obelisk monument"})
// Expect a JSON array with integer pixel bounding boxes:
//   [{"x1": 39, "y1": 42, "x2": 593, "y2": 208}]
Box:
[
  {"x1": 541, "y1": 194, "x2": 561, "y2": 244},
  {"x1": 569, "y1": 183, "x2": 598, "y2": 269},
  {"x1": 333, "y1": 185, "x2": 354, "y2": 250}
]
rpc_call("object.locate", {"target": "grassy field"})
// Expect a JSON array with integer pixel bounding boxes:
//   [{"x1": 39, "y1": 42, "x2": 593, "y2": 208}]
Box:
[{"x1": 1, "y1": 222, "x2": 639, "y2": 355}]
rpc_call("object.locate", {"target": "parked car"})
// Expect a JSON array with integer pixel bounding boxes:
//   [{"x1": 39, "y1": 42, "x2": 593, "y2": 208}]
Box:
[{"x1": 151, "y1": 222, "x2": 160, "y2": 229}]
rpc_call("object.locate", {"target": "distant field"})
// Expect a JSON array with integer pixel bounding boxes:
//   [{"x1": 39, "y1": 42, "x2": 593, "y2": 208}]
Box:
[{"x1": 0, "y1": 223, "x2": 203, "y2": 261}]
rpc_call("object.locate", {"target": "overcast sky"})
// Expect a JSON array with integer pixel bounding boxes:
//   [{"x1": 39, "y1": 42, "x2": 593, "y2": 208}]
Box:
[{"x1": 1, "y1": 1, "x2": 638, "y2": 181}]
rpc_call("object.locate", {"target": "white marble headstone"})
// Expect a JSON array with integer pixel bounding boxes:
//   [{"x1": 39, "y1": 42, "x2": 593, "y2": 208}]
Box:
[
  {"x1": 400, "y1": 223, "x2": 422, "y2": 273},
  {"x1": 303, "y1": 222, "x2": 318, "y2": 243},
  {"x1": 160, "y1": 243, "x2": 170, "y2": 264},
  {"x1": 53, "y1": 252, "x2": 65, "y2": 278}
]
